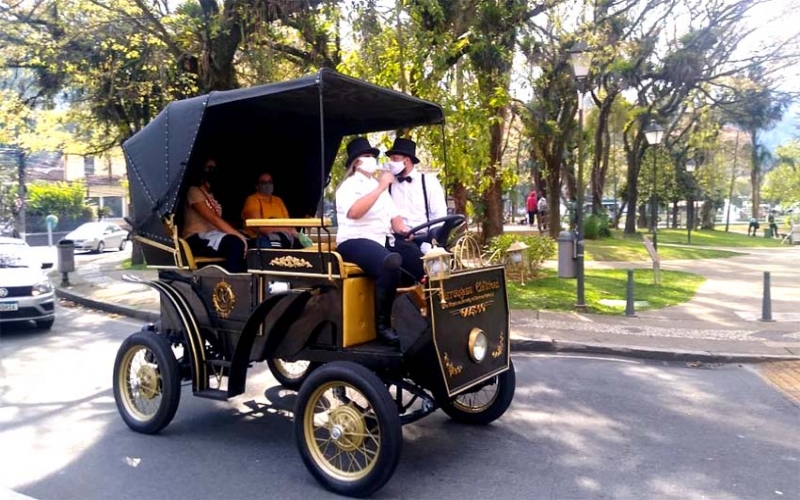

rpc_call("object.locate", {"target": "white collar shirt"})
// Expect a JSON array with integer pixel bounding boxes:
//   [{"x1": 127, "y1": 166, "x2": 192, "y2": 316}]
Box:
[
  {"x1": 335, "y1": 173, "x2": 400, "y2": 245},
  {"x1": 390, "y1": 167, "x2": 448, "y2": 229}
]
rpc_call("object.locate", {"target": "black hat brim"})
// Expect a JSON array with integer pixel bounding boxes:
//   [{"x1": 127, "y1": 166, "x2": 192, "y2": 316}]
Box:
[
  {"x1": 385, "y1": 149, "x2": 420, "y2": 164},
  {"x1": 346, "y1": 147, "x2": 380, "y2": 168}
]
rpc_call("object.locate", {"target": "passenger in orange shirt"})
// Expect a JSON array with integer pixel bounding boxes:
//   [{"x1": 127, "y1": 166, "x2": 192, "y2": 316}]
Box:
[{"x1": 240, "y1": 172, "x2": 301, "y2": 248}]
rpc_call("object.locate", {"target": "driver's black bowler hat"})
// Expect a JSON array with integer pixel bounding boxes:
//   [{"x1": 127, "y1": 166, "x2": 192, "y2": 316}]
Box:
[
  {"x1": 385, "y1": 137, "x2": 420, "y2": 164},
  {"x1": 345, "y1": 137, "x2": 379, "y2": 167}
]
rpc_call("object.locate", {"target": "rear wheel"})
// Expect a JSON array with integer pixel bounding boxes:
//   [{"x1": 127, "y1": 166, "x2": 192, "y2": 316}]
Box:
[
  {"x1": 439, "y1": 360, "x2": 516, "y2": 425},
  {"x1": 113, "y1": 331, "x2": 181, "y2": 434},
  {"x1": 295, "y1": 362, "x2": 402, "y2": 497},
  {"x1": 267, "y1": 358, "x2": 318, "y2": 390}
]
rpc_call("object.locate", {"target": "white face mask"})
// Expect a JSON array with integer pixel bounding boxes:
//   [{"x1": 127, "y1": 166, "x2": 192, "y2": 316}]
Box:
[
  {"x1": 357, "y1": 156, "x2": 378, "y2": 174},
  {"x1": 388, "y1": 160, "x2": 406, "y2": 175}
]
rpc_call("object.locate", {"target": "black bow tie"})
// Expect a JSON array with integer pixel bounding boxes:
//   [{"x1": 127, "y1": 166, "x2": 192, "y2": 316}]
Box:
[{"x1": 397, "y1": 176, "x2": 412, "y2": 183}]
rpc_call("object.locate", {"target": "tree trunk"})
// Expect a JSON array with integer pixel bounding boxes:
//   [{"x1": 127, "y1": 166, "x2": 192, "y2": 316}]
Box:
[
  {"x1": 591, "y1": 100, "x2": 612, "y2": 214},
  {"x1": 547, "y1": 172, "x2": 560, "y2": 238},
  {"x1": 481, "y1": 106, "x2": 507, "y2": 240},
  {"x1": 671, "y1": 201, "x2": 679, "y2": 228},
  {"x1": 750, "y1": 130, "x2": 760, "y2": 220}
]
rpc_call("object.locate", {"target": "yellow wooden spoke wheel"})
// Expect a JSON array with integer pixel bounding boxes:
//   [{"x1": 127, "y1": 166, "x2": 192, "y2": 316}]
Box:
[
  {"x1": 113, "y1": 332, "x2": 181, "y2": 434},
  {"x1": 295, "y1": 362, "x2": 402, "y2": 497}
]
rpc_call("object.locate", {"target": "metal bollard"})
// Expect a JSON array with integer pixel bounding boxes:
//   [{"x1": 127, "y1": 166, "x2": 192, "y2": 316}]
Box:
[
  {"x1": 760, "y1": 271, "x2": 774, "y2": 322},
  {"x1": 625, "y1": 269, "x2": 637, "y2": 317}
]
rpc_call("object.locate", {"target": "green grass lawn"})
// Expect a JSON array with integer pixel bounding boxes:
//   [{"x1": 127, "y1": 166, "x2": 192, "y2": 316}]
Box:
[
  {"x1": 508, "y1": 268, "x2": 705, "y2": 314},
  {"x1": 119, "y1": 258, "x2": 149, "y2": 271},
  {"x1": 656, "y1": 228, "x2": 785, "y2": 247},
  {"x1": 585, "y1": 231, "x2": 739, "y2": 261}
]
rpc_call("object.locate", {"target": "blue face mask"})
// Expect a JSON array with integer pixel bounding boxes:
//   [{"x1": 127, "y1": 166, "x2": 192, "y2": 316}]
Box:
[{"x1": 258, "y1": 182, "x2": 274, "y2": 195}]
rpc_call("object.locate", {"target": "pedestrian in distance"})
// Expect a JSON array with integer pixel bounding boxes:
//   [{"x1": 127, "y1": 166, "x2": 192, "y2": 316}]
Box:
[
  {"x1": 526, "y1": 189, "x2": 538, "y2": 227},
  {"x1": 747, "y1": 216, "x2": 760, "y2": 237}
]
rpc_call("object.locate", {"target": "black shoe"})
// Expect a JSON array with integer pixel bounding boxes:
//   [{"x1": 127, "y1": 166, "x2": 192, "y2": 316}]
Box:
[{"x1": 377, "y1": 324, "x2": 400, "y2": 344}]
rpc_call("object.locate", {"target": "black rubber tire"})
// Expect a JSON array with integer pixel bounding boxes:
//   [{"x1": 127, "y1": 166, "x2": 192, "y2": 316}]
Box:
[
  {"x1": 113, "y1": 332, "x2": 181, "y2": 434},
  {"x1": 36, "y1": 318, "x2": 55, "y2": 330},
  {"x1": 267, "y1": 358, "x2": 319, "y2": 391},
  {"x1": 96, "y1": 241, "x2": 105, "y2": 253},
  {"x1": 439, "y1": 359, "x2": 516, "y2": 425},
  {"x1": 295, "y1": 362, "x2": 402, "y2": 497}
]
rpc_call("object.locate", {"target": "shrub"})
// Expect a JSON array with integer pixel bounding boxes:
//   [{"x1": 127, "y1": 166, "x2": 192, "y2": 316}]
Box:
[
  {"x1": 486, "y1": 233, "x2": 556, "y2": 277},
  {"x1": 583, "y1": 213, "x2": 612, "y2": 239}
]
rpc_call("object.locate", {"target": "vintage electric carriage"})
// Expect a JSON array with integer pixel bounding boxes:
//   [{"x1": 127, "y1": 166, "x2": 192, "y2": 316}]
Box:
[{"x1": 114, "y1": 69, "x2": 515, "y2": 497}]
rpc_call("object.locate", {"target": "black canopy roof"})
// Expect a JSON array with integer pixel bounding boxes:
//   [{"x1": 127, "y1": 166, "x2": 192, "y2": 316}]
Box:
[{"x1": 123, "y1": 69, "x2": 444, "y2": 244}]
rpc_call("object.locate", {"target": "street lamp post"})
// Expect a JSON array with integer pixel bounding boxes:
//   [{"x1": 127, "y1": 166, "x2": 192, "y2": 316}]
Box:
[
  {"x1": 644, "y1": 121, "x2": 665, "y2": 251},
  {"x1": 686, "y1": 159, "x2": 696, "y2": 244},
  {"x1": 568, "y1": 41, "x2": 593, "y2": 312}
]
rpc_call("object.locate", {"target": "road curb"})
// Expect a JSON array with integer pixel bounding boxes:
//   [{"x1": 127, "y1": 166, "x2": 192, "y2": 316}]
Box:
[
  {"x1": 55, "y1": 286, "x2": 800, "y2": 364},
  {"x1": 56, "y1": 287, "x2": 160, "y2": 324},
  {"x1": 513, "y1": 339, "x2": 800, "y2": 363}
]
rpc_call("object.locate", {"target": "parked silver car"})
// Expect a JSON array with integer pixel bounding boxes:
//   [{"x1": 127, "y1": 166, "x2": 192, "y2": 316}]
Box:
[
  {"x1": 65, "y1": 222, "x2": 129, "y2": 253},
  {"x1": 0, "y1": 237, "x2": 55, "y2": 330}
]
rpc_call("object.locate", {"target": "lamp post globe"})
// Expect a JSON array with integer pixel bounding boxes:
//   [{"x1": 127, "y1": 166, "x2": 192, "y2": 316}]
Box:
[{"x1": 567, "y1": 41, "x2": 593, "y2": 311}]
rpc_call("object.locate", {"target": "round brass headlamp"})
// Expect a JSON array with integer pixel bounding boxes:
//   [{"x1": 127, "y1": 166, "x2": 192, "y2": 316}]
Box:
[{"x1": 468, "y1": 328, "x2": 489, "y2": 363}]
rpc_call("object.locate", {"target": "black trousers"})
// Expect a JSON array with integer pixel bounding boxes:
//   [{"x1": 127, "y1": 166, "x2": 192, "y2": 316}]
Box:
[
  {"x1": 337, "y1": 239, "x2": 400, "y2": 295},
  {"x1": 186, "y1": 233, "x2": 246, "y2": 273},
  {"x1": 388, "y1": 238, "x2": 424, "y2": 285}
]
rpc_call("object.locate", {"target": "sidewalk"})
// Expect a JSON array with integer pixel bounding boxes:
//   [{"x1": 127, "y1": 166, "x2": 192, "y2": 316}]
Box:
[{"x1": 53, "y1": 246, "x2": 800, "y2": 363}]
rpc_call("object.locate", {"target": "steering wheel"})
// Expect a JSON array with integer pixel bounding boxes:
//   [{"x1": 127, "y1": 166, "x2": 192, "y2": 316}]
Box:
[{"x1": 400, "y1": 214, "x2": 467, "y2": 248}]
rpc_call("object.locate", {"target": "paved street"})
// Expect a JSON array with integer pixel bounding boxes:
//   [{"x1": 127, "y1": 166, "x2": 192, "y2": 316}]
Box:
[{"x1": 1, "y1": 307, "x2": 798, "y2": 499}]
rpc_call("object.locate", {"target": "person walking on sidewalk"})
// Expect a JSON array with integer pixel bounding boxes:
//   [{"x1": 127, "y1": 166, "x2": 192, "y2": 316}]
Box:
[
  {"x1": 538, "y1": 195, "x2": 549, "y2": 232},
  {"x1": 526, "y1": 189, "x2": 538, "y2": 227}
]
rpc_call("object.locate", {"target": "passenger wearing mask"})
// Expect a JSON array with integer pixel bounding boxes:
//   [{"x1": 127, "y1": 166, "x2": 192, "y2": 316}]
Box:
[
  {"x1": 336, "y1": 137, "x2": 412, "y2": 345},
  {"x1": 384, "y1": 137, "x2": 447, "y2": 281},
  {"x1": 241, "y1": 171, "x2": 301, "y2": 248},
  {"x1": 182, "y1": 158, "x2": 247, "y2": 272}
]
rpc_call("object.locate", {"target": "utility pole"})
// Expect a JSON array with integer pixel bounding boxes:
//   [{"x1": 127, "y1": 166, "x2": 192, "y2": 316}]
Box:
[{"x1": 17, "y1": 149, "x2": 26, "y2": 241}]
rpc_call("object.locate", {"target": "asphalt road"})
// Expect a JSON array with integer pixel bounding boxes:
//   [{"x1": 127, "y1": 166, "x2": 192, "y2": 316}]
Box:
[{"x1": 1, "y1": 306, "x2": 799, "y2": 500}]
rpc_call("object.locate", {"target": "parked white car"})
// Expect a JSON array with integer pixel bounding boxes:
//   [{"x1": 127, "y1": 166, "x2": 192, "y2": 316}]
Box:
[
  {"x1": 0, "y1": 237, "x2": 55, "y2": 330},
  {"x1": 65, "y1": 222, "x2": 129, "y2": 253}
]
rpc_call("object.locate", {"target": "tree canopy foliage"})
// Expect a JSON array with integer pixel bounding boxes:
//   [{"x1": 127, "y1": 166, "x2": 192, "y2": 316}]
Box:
[{"x1": 1, "y1": 0, "x2": 799, "y2": 239}]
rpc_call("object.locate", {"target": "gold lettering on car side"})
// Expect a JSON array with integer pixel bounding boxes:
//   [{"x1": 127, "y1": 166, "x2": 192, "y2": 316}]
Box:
[
  {"x1": 443, "y1": 352, "x2": 463, "y2": 377},
  {"x1": 269, "y1": 256, "x2": 313, "y2": 268},
  {"x1": 457, "y1": 302, "x2": 488, "y2": 318},
  {"x1": 212, "y1": 281, "x2": 236, "y2": 319},
  {"x1": 492, "y1": 331, "x2": 505, "y2": 359}
]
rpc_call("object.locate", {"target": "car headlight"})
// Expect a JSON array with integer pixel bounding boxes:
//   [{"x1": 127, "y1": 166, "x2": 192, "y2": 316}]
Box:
[
  {"x1": 32, "y1": 280, "x2": 54, "y2": 296},
  {"x1": 468, "y1": 328, "x2": 488, "y2": 363}
]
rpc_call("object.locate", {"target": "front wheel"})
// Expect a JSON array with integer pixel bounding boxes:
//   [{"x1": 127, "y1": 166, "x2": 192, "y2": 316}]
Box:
[
  {"x1": 113, "y1": 331, "x2": 181, "y2": 434},
  {"x1": 295, "y1": 362, "x2": 402, "y2": 497},
  {"x1": 439, "y1": 359, "x2": 516, "y2": 425},
  {"x1": 267, "y1": 358, "x2": 318, "y2": 391},
  {"x1": 96, "y1": 241, "x2": 105, "y2": 253}
]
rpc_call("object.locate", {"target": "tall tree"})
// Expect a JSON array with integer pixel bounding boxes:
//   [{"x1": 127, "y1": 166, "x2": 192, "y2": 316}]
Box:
[{"x1": 720, "y1": 69, "x2": 793, "y2": 219}]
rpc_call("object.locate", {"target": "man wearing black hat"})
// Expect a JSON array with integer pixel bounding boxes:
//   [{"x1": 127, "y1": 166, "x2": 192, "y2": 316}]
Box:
[
  {"x1": 384, "y1": 137, "x2": 448, "y2": 281},
  {"x1": 335, "y1": 137, "x2": 412, "y2": 345}
]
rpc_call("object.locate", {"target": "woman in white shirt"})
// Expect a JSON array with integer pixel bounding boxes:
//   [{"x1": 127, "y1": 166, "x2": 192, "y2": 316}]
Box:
[{"x1": 336, "y1": 137, "x2": 411, "y2": 345}]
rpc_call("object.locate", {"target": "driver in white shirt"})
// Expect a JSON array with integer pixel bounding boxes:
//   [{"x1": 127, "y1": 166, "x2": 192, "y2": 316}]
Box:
[
  {"x1": 384, "y1": 137, "x2": 447, "y2": 282},
  {"x1": 336, "y1": 137, "x2": 412, "y2": 345}
]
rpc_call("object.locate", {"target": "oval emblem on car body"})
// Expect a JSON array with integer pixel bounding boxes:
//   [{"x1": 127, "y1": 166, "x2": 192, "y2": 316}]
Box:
[{"x1": 0, "y1": 288, "x2": 7, "y2": 298}]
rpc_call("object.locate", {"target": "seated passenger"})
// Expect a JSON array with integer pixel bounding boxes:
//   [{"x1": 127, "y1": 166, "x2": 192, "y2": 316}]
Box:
[
  {"x1": 181, "y1": 158, "x2": 247, "y2": 272},
  {"x1": 241, "y1": 171, "x2": 302, "y2": 249}
]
